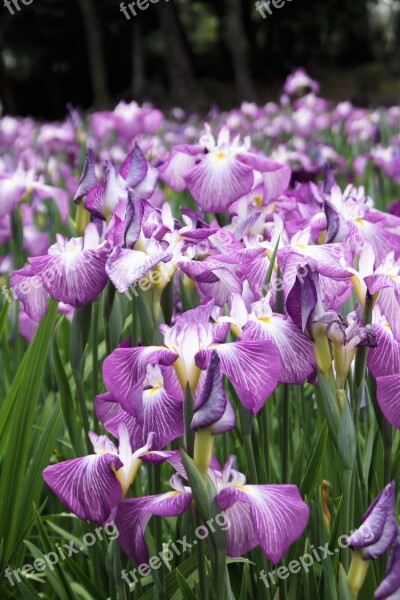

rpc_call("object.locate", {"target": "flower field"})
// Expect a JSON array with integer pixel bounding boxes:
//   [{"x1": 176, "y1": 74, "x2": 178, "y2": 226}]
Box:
[{"x1": 1, "y1": 69, "x2": 400, "y2": 599}]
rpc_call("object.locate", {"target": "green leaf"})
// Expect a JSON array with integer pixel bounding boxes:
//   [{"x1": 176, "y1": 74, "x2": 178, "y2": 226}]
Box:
[
  {"x1": 0, "y1": 300, "x2": 58, "y2": 566},
  {"x1": 180, "y1": 451, "x2": 209, "y2": 523},
  {"x1": 300, "y1": 421, "x2": 328, "y2": 502},
  {"x1": 176, "y1": 568, "x2": 196, "y2": 599},
  {"x1": 53, "y1": 322, "x2": 86, "y2": 456}
]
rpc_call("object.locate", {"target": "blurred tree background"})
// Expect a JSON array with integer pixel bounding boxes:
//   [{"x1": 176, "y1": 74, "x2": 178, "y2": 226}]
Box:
[{"x1": 0, "y1": 0, "x2": 400, "y2": 118}]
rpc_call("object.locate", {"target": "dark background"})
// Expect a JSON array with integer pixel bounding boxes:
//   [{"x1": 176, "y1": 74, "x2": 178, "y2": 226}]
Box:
[{"x1": 1, "y1": 0, "x2": 400, "y2": 118}]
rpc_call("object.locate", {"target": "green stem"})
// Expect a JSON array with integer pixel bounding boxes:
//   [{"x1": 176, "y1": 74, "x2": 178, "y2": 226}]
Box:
[
  {"x1": 92, "y1": 300, "x2": 99, "y2": 430},
  {"x1": 342, "y1": 467, "x2": 353, "y2": 571},
  {"x1": 72, "y1": 368, "x2": 90, "y2": 451},
  {"x1": 282, "y1": 384, "x2": 290, "y2": 483},
  {"x1": 103, "y1": 282, "x2": 115, "y2": 356},
  {"x1": 184, "y1": 384, "x2": 195, "y2": 457},
  {"x1": 196, "y1": 516, "x2": 208, "y2": 600}
]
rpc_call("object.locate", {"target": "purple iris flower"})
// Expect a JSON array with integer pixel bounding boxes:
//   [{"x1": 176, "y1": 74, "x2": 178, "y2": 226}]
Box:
[
  {"x1": 28, "y1": 223, "x2": 111, "y2": 308},
  {"x1": 158, "y1": 124, "x2": 291, "y2": 213},
  {"x1": 375, "y1": 527, "x2": 400, "y2": 600},
  {"x1": 43, "y1": 425, "x2": 153, "y2": 525},
  {"x1": 91, "y1": 101, "x2": 163, "y2": 141},
  {"x1": 347, "y1": 482, "x2": 397, "y2": 560},
  {"x1": 96, "y1": 363, "x2": 184, "y2": 450},
  {"x1": 115, "y1": 456, "x2": 309, "y2": 565},
  {"x1": 103, "y1": 301, "x2": 281, "y2": 415},
  {"x1": 75, "y1": 143, "x2": 158, "y2": 221}
]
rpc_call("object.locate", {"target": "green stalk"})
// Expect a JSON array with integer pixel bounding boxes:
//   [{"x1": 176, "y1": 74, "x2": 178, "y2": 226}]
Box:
[
  {"x1": 342, "y1": 467, "x2": 353, "y2": 571},
  {"x1": 195, "y1": 515, "x2": 208, "y2": 600},
  {"x1": 103, "y1": 282, "x2": 116, "y2": 356},
  {"x1": 184, "y1": 384, "x2": 195, "y2": 457},
  {"x1": 91, "y1": 300, "x2": 99, "y2": 430},
  {"x1": 282, "y1": 384, "x2": 290, "y2": 483}
]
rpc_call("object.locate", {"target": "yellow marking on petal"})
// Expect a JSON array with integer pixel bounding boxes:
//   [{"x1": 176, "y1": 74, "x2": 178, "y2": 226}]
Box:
[
  {"x1": 165, "y1": 491, "x2": 181, "y2": 499},
  {"x1": 384, "y1": 323, "x2": 391, "y2": 330},
  {"x1": 259, "y1": 317, "x2": 271, "y2": 324},
  {"x1": 388, "y1": 274, "x2": 400, "y2": 281},
  {"x1": 254, "y1": 195, "x2": 263, "y2": 207},
  {"x1": 355, "y1": 218, "x2": 365, "y2": 226},
  {"x1": 215, "y1": 152, "x2": 226, "y2": 160},
  {"x1": 295, "y1": 244, "x2": 307, "y2": 250},
  {"x1": 234, "y1": 485, "x2": 248, "y2": 492}
]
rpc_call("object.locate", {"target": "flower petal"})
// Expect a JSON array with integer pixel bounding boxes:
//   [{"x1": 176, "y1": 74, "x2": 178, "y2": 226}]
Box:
[
  {"x1": 103, "y1": 346, "x2": 178, "y2": 409},
  {"x1": 43, "y1": 453, "x2": 123, "y2": 525},
  {"x1": 115, "y1": 491, "x2": 193, "y2": 564},
  {"x1": 196, "y1": 340, "x2": 281, "y2": 415},
  {"x1": 216, "y1": 484, "x2": 309, "y2": 563}
]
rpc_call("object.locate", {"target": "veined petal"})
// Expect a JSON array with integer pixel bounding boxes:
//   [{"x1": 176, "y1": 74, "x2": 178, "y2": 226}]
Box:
[
  {"x1": 184, "y1": 154, "x2": 254, "y2": 213},
  {"x1": 237, "y1": 153, "x2": 291, "y2": 202},
  {"x1": 29, "y1": 247, "x2": 109, "y2": 308},
  {"x1": 196, "y1": 340, "x2": 281, "y2": 415},
  {"x1": 368, "y1": 324, "x2": 400, "y2": 378},
  {"x1": 115, "y1": 491, "x2": 193, "y2": 564},
  {"x1": 103, "y1": 346, "x2": 178, "y2": 409},
  {"x1": 158, "y1": 145, "x2": 204, "y2": 191},
  {"x1": 119, "y1": 143, "x2": 148, "y2": 187},
  {"x1": 74, "y1": 145, "x2": 97, "y2": 201},
  {"x1": 43, "y1": 453, "x2": 123, "y2": 525},
  {"x1": 0, "y1": 177, "x2": 26, "y2": 218},
  {"x1": 192, "y1": 352, "x2": 228, "y2": 430},
  {"x1": 347, "y1": 482, "x2": 397, "y2": 560},
  {"x1": 375, "y1": 529, "x2": 400, "y2": 600},
  {"x1": 376, "y1": 374, "x2": 400, "y2": 429},
  {"x1": 242, "y1": 317, "x2": 316, "y2": 384},
  {"x1": 106, "y1": 247, "x2": 172, "y2": 294},
  {"x1": 95, "y1": 392, "x2": 145, "y2": 449},
  {"x1": 216, "y1": 484, "x2": 309, "y2": 563},
  {"x1": 10, "y1": 265, "x2": 49, "y2": 323}
]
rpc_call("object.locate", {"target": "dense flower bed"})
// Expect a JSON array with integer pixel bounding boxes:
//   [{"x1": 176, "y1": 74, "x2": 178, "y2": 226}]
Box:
[{"x1": 0, "y1": 69, "x2": 399, "y2": 599}]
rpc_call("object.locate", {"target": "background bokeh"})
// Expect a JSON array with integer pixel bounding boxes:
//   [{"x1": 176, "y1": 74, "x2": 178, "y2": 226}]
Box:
[{"x1": 1, "y1": 0, "x2": 400, "y2": 118}]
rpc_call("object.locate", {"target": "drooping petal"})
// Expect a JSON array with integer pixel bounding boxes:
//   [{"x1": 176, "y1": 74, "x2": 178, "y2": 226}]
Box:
[
  {"x1": 237, "y1": 153, "x2": 291, "y2": 202},
  {"x1": 119, "y1": 143, "x2": 148, "y2": 187},
  {"x1": 375, "y1": 375, "x2": 400, "y2": 429},
  {"x1": 115, "y1": 491, "x2": 193, "y2": 564},
  {"x1": 43, "y1": 453, "x2": 123, "y2": 525},
  {"x1": 10, "y1": 265, "x2": 49, "y2": 323},
  {"x1": 192, "y1": 351, "x2": 228, "y2": 430},
  {"x1": 368, "y1": 323, "x2": 400, "y2": 378},
  {"x1": 241, "y1": 317, "x2": 316, "y2": 384},
  {"x1": 158, "y1": 145, "x2": 204, "y2": 191},
  {"x1": 105, "y1": 247, "x2": 172, "y2": 294},
  {"x1": 196, "y1": 340, "x2": 281, "y2": 415},
  {"x1": 216, "y1": 484, "x2": 309, "y2": 563},
  {"x1": 374, "y1": 528, "x2": 400, "y2": 600},
  {"x1": 103, "y1": 346, "x2": 178, "y2": 409},
  {"x1": 184, "y1": 154, "x2": 254, "y2": 213},
  {"x1": 74, "y1": 146, "x2": 98, "y2": 201},
  {"x1": 0, "y1": 177, "x2": 26, "y2": 218},
  {"x1": 29, "y1": 246, "x2": 109, "y2": 308},
  {"x1": 347, "y1": 482, "x2": 397, "y2": 560}
]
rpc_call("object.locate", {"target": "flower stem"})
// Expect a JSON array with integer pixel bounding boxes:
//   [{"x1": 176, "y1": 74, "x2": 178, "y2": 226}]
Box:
[{"x1": 282, "y1": 384, "x2": 290, "y2": 483}]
